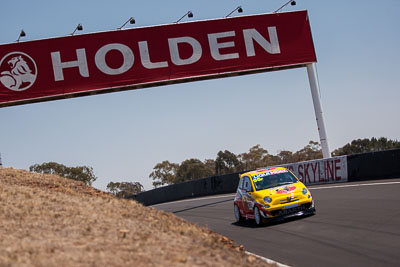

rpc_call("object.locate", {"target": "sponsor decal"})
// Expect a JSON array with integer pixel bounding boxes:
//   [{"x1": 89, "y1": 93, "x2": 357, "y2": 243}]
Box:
[
  {"x1": 280, "y1": 156, "x2": 348, "y2": 185},
  {"x1": 252, "y1": 169, "x2": 288, "y2": 180},
  {"x1": 0, "y1": 52, "x2": 37, "y2": 91},
  {"x1": 256, "y1": 168, "x2": 270, "y2": 173},
  {"x1": 253, "y1": 177, "x2": 264, "y2": 183},
  {"x1": 270, "y1": 169, "x2": 288, "y2": 175},
  {"x1": 270, "y1": 185, "x2": 297, "y2": 194},
  {"x1": 253, "y1": 172, "x2": 271, "y2": 179}
]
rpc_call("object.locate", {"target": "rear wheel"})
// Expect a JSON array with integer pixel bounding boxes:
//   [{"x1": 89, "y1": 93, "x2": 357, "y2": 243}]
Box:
[
  {"x1": 254, "y1": 206, "x2": 263, "y2": 226},
  {"x1": 234, "y1": 204, "x2": 244, "y2": 223}
]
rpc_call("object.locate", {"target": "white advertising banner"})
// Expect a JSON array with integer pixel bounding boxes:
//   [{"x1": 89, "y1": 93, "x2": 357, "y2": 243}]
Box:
[{"x1": 279, "y1": 156, "x2": 348, "y2": 185}]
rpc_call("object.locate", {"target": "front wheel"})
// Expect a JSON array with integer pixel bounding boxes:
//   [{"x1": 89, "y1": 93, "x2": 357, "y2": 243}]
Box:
[
  {"x1": 254, "y1": 206, "x2": 263, "y2": 226},
  {"x1": 234, "y1": 204, "x2": 244, "y2": 223}
]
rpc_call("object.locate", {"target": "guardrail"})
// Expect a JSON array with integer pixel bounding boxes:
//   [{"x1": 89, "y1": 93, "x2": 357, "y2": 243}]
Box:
[
  {"x1": 347, "y1": 148, "x2": 400, "y2": 181},
  {"x1": 127, "y1": 171, "x2": 243, "y2": 206},
  {"x1": 127, "y1": 148, "x2": 400, "y2": 206}
]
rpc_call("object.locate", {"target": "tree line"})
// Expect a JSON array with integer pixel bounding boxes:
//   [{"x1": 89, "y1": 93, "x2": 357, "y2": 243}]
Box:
[
  {"x1": 149, "y1": 137, "x2": 400, "y2": 188},
  {"x1": 28, "y1": 137, "x2": 399, "y2": 196},
  {"x1": 149, "y1": 141, "x2": 323, "y2": 188}
]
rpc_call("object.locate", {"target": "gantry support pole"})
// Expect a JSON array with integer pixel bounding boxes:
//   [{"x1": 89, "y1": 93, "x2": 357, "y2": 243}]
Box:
[{"x1": 306, "y1": 63, "x2": 331, "y2": 158}]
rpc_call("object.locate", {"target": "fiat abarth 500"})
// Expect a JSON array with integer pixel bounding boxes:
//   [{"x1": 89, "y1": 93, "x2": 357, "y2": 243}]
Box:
[{"x1": 234, "y1": 167, "x2": 315, "y2": 225}]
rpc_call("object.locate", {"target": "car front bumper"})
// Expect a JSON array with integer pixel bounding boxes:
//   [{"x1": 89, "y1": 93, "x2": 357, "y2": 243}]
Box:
[{"x1": 259, "y1": 201, "x2": 315, "y2": 220}]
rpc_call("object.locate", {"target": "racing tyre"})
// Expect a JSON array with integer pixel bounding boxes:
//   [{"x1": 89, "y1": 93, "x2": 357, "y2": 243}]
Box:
[
  {"x1": 254, "y1": 206, "x2": 263, "y2": 226},
  {"x1": 234, "y1": 204, "x2": 244, "y2": 223}
]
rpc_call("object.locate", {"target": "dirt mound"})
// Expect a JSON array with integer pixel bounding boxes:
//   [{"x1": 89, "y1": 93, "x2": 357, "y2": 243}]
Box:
[{"x1": 0, "y1": 167, "x2": 273, "y2": 266}]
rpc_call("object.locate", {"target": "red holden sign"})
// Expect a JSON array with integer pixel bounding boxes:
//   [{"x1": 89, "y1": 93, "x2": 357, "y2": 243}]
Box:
[{"x1": 0, "y1": 11, "x2": 316, "y2": 107}]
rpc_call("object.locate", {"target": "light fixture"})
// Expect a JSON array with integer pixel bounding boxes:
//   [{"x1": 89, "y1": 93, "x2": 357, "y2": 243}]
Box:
[
  {"x1": 118, "y1": 17, "x2": 135, "y2": 30},
  {"x1": 225, "y1": 6, "x2": 243, "y2": 18},
  {"x1": 16, "y1": 30, "x2": 26, "y2": 43},
  {"x1": 274, "y1": 0, "x2": 296, "y2": 13},
  {"x1": 71, "y1": 23, "x2": 83, "y2": 35},
  {"x1": 175, "y1": 11, "x2": 193, "y2": 23}
]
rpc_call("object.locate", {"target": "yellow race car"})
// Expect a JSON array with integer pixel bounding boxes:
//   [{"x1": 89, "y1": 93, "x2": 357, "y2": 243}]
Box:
[{"x1": 234, "y1": 167, "x2": 315, "y2": 225}]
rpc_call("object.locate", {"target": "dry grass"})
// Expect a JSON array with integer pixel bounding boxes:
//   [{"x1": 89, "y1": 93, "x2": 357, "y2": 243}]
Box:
[{"x1": 0, "y1": 167, "x2": 274, "y2": 267}]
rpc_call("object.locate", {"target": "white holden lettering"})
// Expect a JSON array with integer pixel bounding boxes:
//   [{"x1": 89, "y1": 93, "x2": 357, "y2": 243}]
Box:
[
  {"x1": 95, "y1": 43, "x2": 134, "y2": 75},
  {"x1": 208, "y1": 31, "x2": 239, "y2": 61},
  {"x1": 243, "y1": 27, "x2": 280, "y2": 56},
  {"x1": 168, "y1": 37, "x2": 202, "y2": 66},
  {"x1": 138, "y1": 41, "x2": 168, "y2": 69},
  {"x1": 51, "y1": 27, "x2": 281, "y2": 81},
  {"x1": 51, "y1": 48, "x2": 89, "y2": 81}
]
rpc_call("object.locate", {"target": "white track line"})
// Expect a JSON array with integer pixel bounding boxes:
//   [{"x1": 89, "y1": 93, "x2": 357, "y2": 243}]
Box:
[
  {"x1": 310, "y1": 181, "x2": 400, "y2": 190},
  {"x1": 153, "y1": 180, "x2": 400, "y2": 206},
  {"x1": 245, "y1": 251, "x2": 290, "y2": 267}
]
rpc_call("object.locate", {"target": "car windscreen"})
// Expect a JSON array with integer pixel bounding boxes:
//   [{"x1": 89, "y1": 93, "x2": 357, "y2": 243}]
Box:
[{"x1": 252, "y1": 170, "x2": 298, "y2": 191}]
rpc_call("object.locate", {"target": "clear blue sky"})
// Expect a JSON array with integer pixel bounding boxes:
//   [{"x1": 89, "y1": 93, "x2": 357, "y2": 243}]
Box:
[{"x1": 1, "y1": 0, "x2": 399, "y2": 191}]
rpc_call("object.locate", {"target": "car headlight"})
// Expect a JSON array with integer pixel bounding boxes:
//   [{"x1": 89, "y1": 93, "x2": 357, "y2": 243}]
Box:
[
  {"x1": 302, "y1": 188, "x2": 308, "y2": 195},
  {"x1": 264, "y1": 196, "x2": 272, "y2": 203}
]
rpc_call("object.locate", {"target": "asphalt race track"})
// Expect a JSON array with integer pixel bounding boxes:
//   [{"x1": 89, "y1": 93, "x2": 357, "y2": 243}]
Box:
[{"x1": 155, "y1": 179, "x2": 400, "y2": 267}]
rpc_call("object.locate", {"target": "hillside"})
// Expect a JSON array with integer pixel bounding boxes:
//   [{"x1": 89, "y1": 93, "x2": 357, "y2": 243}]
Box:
[{"x1": 0, "y1": 167, "x2": 272, "y2": 266}]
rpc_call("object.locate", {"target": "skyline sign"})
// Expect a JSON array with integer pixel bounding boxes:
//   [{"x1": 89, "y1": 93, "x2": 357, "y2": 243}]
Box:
[{"x1": 0, "y1": 11, "x2": 316, "y2": 107}]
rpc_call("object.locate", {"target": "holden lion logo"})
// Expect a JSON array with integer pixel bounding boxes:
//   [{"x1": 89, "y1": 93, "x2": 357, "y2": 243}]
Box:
[{"x1": 0, "y1": 52, "x2": 37, "y2": 91}]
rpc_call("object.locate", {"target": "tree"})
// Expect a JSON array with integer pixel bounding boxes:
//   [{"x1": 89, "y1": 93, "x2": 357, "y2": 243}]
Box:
[
  {"x1": 29, "y1": 162, "x2": 97, "y2": 185},
  {"x1": 276, "y1": 150, "x2": 294, "y2": 165},
  {"x1": 106, "y1": 181, "x2": 144, "y2": 198},
  {"x1": 204, "y1": 159, "x2": 216, "y2": 175},
  {"x1": 238, "y1": 144, "x2": 271, "y2": 170},
  {"x1": 215, "y1": 150, "x2": 241, "y2": 175},
  {"x1": 292, "y1": 141, "x2": 323, "y2": 162},
  {"x1": 175, "y1": 158, "x2": 214, "y2": 183},
  {"x1": 332, "y1": 137, "x2": 400, "y2": 156},
  {"x1": 149, "y1": 160, "x2": 179, "y2": 188}
]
